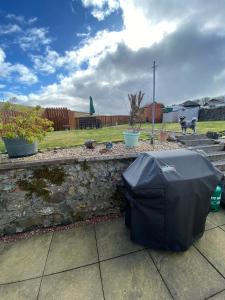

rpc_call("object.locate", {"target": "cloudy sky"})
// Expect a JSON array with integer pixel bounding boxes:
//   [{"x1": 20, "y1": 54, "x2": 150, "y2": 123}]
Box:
[{"x1": 0, "y1": 0, "x2": 225, "y2": 114}]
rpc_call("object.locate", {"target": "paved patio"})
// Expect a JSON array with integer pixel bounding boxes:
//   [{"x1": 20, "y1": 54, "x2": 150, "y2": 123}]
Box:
[{"x1": 1, "y1": 211, "x2": 225, "y2": 300}]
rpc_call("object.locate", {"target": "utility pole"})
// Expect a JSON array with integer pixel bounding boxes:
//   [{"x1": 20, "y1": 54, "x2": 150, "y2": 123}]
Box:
[{"x1": 151, "y1": 60, "x2": 156, "y2": 145}]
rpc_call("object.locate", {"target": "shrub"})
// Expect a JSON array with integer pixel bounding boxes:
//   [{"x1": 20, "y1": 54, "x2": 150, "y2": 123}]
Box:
[
  {"x1": 128, "y1": 91, "x2": 144, "y2": 132},
  {"x1": 0, "y1": 102, "x2": 53, "y2": 143}
]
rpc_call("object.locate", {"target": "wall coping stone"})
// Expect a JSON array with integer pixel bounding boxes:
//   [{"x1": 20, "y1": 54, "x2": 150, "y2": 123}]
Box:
[{"x1": 0, "y1": 153, "x2": 139, "y2": 171}]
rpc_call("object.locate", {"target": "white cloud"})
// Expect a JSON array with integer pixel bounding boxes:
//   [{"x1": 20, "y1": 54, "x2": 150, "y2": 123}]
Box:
[
  {"x1": 27, "y1": 17, "x2": 38, "y2": 24},
  {"x1": 11, "y1": 64, "x2": 38, "y2": 84},
  {"x1": 81, "y1": 0, "x2": 120, "y2": 20},
  {"x1": 6, "y1": 13, "x2": 38, "y2": 25},
  {"x1": 30, "y1": 0, "x2": 177, "y2": 77},
  {"x1": 0, "y1": 48, "x2": 38, "y2": 85},
  {"x1": 0, "y1": 24, "x2": 22, "y2": 35},
  {"x1": 6, "y1": 14, "x2": 25, "y2": 23},
  {"x1": 18, "y1": 27, "x2": 51, "y2": 51},
  {"x1": 7, "y1": 0, "x2": 225, "y2": 114},
  {"x1": 80, "y1": 0, "x2": 177, "y2": 50},
  {"x1": 76, "y1": 26, "x2": 91, "y2": 38},
  {"x1": 31, "y1": 48, "x2": 64, "y2": 74},
  {"x1": 31, "y1": 29, "x2": 122, "y2": 74}
]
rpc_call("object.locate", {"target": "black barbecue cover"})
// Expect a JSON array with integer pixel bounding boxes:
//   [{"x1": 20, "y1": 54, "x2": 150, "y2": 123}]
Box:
[{"x1": 122, "y1": 149, "x2": 223, "y2": 251}]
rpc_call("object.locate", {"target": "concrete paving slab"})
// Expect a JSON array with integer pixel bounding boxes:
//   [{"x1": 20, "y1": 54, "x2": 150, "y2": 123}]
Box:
[
  {"x1": 39, "y1": 264, "x2": 103, "y2": 300},
  {"x1": 44, "y1": 225, "x2": 98, "y2": 275},
  {"x1": 195, "y1": 227, "x2": 225, "y2": 277},
  {"x1": 220, "y1": 225, "x2": 225, "y2": 232},
  {"x1": 0, "y1": 233, "x2": 52, "y2": 284},
  {"x1": 149, "y1": 246, "x2": 225, "y2": 300},
  {"x1": 205, "y1": 218, "x2": 217, "y2": 230},
  {"x1": 95, "y1": 218, "x2": 143, "y2": 261},
  {"x1": 101, "y1": 250, "x2": 172, "y2": 300},
  {"x1": 207, "y1": 210, "x2": 225, "y2": 226},
  {"x1": 0, "y1": 278, "x2": 41, "y2": 300},
  {"x1": 209, "y1": 289, "x2": 225, "y2": 299}
]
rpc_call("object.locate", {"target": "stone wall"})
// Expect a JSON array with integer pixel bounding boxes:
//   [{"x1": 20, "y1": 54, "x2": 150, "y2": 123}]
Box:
[
  {"x1": 198, "y1": 107, "x2": 225, "y2": 121},
  {"x1": 0, "y1": 155, "x2": 136, "y2": 236}
]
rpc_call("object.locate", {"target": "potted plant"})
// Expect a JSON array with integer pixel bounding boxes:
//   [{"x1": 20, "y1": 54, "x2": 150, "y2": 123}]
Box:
[
  {"x1": 123, "y1": 91, "x2": 144, "y2": 148},
  {"x1": 0, "y1": 102, "x2": 53, "y2": 158},
  {"x1": 159, "y1": 123, "x2": 168, "y2": 142}
]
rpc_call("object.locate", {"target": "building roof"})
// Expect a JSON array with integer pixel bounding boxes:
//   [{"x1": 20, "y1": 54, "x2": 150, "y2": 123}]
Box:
[
  {"x1": 142, "y1": 102, "x2": 164, "y2": 108},
  {"x1": 204, "y1": 98, "x2": 225, "y2": 106},
  {"x1": 182, "y1": 100, "x2": 200, "y2": 107},
  {"x1": 74, "y1": 111, "x2": 90, "y2": 117}
]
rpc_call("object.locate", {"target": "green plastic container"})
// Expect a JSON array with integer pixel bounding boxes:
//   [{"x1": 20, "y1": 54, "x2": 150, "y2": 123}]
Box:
[{"x1": 210, "y1": 185, "x2": 222, "y2": 212}]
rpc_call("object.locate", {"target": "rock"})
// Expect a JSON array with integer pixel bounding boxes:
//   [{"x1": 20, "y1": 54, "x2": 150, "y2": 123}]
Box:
[
  {"x1": 39, "y1": 207, "x2": 54, "y2": 216},
  {"x1": 1, "y1": 184, "x2": 13, "y2": 191},
  {"x1": 99, "y1": 148, "x2": 110, "y2": 154},
  {"x1": 84, "y1": 140, "x2": 96, "y2": 149},
  {"x1": 68, "y1": 186, "x2": 76, "y2": 196},
  {"x1": 167, "y1": 134, "x2": 177, "y2": 142},
  {"x1": 0, "y1": 140, "x2": 182, "y2": 236},
  {"x1": 0, "y1": 175, "x2": 9, "y2": 180},
  {"x1": 52, "y1": 213, "x2": 64, "y2": 224},
  {"x1": 78, "y1": 186, "x2": 87, "y2": 195},
  {"x1": 206, "y1": 131, "x2": 220, "y2": 140},
  {"x1": 47, "y1": 191, "x2": 65, "y2": 203}
]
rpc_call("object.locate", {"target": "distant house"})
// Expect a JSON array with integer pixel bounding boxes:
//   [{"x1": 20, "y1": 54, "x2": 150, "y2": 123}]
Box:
[
  {"x1": 140, "y1": 103, "x2": 164, "y2": 123},
  {"x1": 204, "y1": 98, "x2": 225, "y2": 108},
  {"x1": 163, "y1": 100, "x2": 200, "y2": 123},
  {"x1": 74, "y1": 111, "x2": 90, "y2": 117},
  {"x1": 182, "y1": 100, "x2": 200, "y2": 108}
]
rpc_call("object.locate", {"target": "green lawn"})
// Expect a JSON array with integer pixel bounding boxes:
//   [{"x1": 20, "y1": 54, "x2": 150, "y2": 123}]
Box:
[{"x1": 0, "y1": 121, "x2": 225, "y2": 153}]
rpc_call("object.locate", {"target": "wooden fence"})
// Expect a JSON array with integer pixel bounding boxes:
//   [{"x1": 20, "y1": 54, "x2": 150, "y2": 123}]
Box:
[
  {"x1": 43, "y1": 108, "x2": 76, "y2": 131},
  {"x1": 43, "y1": 107, "x2": 129, "y2": 131},
  {"x1": 1, "y1": 110, "x2": 24, "y2": 123},
  {"x1": 75, "y1": 115, "x2": 129, "y2": 129},
  {"x1": 95, "y1": 115, "x2": 129, "y2": 126}
]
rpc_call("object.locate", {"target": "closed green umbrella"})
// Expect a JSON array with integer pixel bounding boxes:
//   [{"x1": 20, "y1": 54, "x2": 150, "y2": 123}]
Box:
[{"x1": 89, "y1": 96, "x2": 95, "y2": 115}]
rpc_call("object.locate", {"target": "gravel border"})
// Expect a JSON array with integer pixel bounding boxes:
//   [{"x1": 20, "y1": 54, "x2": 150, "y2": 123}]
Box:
[
  {"x1": 0, "y1": 140, "x2": 182, "y2": 170},
  {"x1": 0, "y1": 213, "x2": 122, "y2": 243}
]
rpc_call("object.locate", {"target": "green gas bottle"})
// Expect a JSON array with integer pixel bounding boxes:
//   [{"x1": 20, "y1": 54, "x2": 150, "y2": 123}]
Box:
[{"x1": 210, "y1": 185, "x2": 222, "y2": 212}]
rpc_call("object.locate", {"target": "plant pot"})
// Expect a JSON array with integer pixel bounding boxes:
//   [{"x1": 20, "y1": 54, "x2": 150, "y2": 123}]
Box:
[
  {"x1": 159, "y1": 132, "x2": 168, "y2": 142},
  {"x1": 3, "y1": 138, "x2": 38, "y2": 158},
  {"x1": 123, "y1": 131, "x2": 140, "y2": 148}
]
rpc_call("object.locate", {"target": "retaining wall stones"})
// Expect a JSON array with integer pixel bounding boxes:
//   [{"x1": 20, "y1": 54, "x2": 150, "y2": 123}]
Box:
[
  {"x1": 0, "y1": 155, "x2": 137, "y2": 236},
  {"x1": 199, "y1": 107, "x2": 225, "y2": 121}
]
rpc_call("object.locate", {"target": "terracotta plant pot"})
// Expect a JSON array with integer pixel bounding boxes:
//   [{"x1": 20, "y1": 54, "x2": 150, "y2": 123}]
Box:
[{"x1": 159, "y1": 132, "x2": 168, "y2": 142}]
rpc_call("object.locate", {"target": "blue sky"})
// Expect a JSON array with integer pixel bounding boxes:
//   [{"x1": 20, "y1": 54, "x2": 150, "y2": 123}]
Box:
[
  {"x1": 0, "y1": 0, "x2": 123, "y2": 111},
  {"x1": 0, "y1": 1, "x2": 225, "y2": 114}
]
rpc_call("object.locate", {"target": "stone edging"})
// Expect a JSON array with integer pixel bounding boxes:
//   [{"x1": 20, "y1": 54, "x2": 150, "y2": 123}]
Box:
[{"x1": 0, "y1": 153, "x2": 139, "y2": 171}]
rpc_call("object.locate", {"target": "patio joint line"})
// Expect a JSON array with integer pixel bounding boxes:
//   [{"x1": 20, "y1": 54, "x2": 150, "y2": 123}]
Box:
[
  {"x1": 37, "y1": 232, "x2": 54, "y2": 300},
  {"x1": 41, "y1": 249, "x2": 146, "y2": 279},
  {"x1": 219, "y1": 225, "x2": 225, "y2": 232},
  {"x1": 209, "y1": 221, "x2": 225, "y2": 227},
  {"x1": 147, "y1": 250, "x2": 175, "y2": 300},
  {"x1": 94, "y1": 224, "x2": 106, "y2": 300},
  {"x1": 205, "y1": 287, "x2": 225, "y2": 300},
  {"x1": 43, "y1": 261, "x2": 99, "y2": 278},
  {"x1": 0, "y1": 276, "x2": 42, "y2": 287},
  {"x1": 98, "y1": 248, "x2": 145, "y2": 263},
  {"x1": 205, "y1": 225, "x2": 219, "y2": 231},
  {"x1": 193, "y1": 244, "x2": 225, "y2": 280}
]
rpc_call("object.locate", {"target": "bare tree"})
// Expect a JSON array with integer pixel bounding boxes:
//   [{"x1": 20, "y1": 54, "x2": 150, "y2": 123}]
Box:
[{"x1": 128, "y1": 91, "x2": 144, "y2": 130}]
